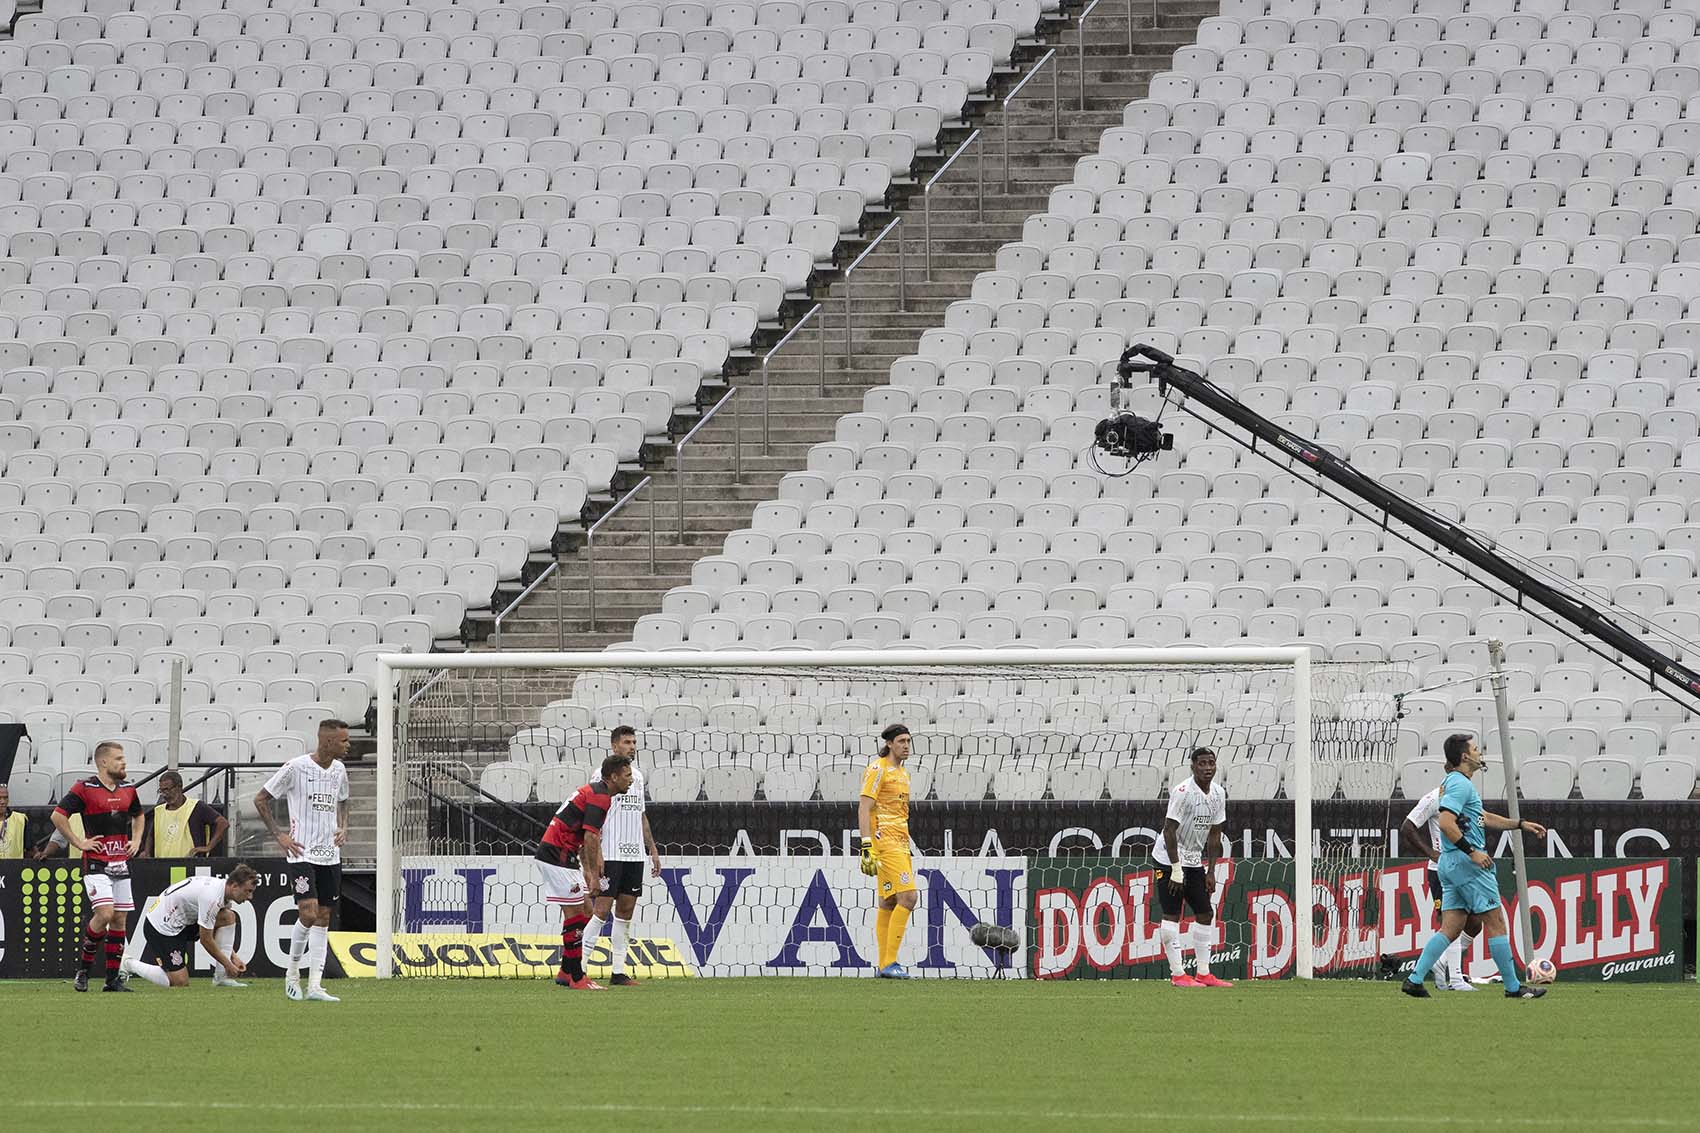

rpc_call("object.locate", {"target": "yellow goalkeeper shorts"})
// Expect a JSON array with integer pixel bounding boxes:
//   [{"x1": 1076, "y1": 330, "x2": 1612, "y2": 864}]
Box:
[{"x1": 876, "y1": 847, "x2": 917, "y2": 897}]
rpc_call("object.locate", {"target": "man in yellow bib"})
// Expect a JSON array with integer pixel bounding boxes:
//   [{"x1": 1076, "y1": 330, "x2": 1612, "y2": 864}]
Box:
[
  {"x1": 0, "y1": 784, "x2": 26, "y2": 859},
  {"x1": 859, "y1": 723, "x2": 917, "y2": 980},
  {"x1": 143, "y1": 772, "x2": 228, "y2": 859}
]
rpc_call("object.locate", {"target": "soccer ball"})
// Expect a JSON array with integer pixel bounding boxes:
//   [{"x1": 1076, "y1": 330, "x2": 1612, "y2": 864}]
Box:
[{"x1": 1526, "y1": 957, "x2": 1558, "y2": 985}]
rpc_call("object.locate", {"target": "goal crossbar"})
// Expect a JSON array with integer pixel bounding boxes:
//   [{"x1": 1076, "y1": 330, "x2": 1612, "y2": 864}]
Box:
[{"x1": 373, "y1": 647, "x2": 1320, "y2": 979}]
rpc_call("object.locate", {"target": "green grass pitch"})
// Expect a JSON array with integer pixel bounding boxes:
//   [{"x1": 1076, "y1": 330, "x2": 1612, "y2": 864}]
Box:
[{"x1": 4, "y1": 978, "x2": 1696, "y2": 1131}]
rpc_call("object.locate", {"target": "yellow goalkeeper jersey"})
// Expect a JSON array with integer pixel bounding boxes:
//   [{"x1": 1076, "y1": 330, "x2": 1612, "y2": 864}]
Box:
[{"x1": 859, "y1": 758, "x2": 911, "y2": 843}]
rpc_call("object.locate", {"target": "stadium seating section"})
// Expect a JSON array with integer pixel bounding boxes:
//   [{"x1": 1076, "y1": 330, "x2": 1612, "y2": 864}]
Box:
[
  {"x1": 6, "y1": 0, "x2": 1700, "y2": 809},
  {"x1": 2, "y1": 0, "x2": 1047, "y2": 799},
  {"x1": 563, "y1": 0, "x2": 1700, "y2": 805}
]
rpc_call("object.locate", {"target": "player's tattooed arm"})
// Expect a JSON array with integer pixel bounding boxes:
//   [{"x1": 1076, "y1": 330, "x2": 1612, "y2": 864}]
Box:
[
  {"x1": 128, "y1": 810, "x2": 146, "y2": 858},
  {"x1": 253, "y1": 787, "x2": 304, "y2": 856},
  {"x1": 334, "y1": 798, "x2": 348, "y2": 847}
]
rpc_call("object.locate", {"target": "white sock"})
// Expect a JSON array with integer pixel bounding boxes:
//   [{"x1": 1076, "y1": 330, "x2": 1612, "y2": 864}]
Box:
[
  {"x1": 1447, "y1": 932, "x2": 1474, "y2": 983},
  {"x1": 585, "y1": 914, "x2": 606, "y2": 956},
  {"x1": 1190, "y1": 924, "x2": 1214, "y2": 977},
  {"x1": 129, "y1": 958, "x2": 172, "y2": 988},
  {"x1": 1159, "y1": 921, "x2": 1185, "y2": 977},
  {"x1": 610, "y1": 918, "x2": 632, "y2": 976},
  {"x1": 213, "y1": 923, "x2": 237, "y2": 983},
  {"x1": 307, "y1": 925, "x2": 328, "y2": 991},
  {"x1": 288, "y1": 921, "x2": 310, "y2": 978}
]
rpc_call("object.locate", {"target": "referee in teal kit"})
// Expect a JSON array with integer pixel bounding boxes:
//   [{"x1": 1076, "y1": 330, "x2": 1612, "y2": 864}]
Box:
[{"x1": 1402, "y1": 734, "x2": 1548, "y2": 1000}]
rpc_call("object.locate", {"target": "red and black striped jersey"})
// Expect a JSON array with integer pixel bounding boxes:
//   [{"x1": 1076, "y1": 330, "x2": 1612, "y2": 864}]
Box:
[
  {"x1": 534, "y1": 780, "x2": 613, "y2": 867},
  {"x1": 55, "y1": 778, "x2": 142, "y2": 865}
]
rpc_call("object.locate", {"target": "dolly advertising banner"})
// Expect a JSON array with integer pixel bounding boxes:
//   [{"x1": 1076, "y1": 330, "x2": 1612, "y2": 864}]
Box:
[
  {"x1": 0, "y1": 858, "x2": 312, "y2": 981},
  {"x1": 1028, "y1": 856, "x2": 1684, "y2": 983}
]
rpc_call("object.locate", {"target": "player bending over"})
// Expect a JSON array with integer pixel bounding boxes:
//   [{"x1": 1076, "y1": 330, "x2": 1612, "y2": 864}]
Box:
[
  {"x1": 583, "y1": 726, "x2": 662, "y2": 987},
  {"x1": 1402, "y1": 734, "x2": 1547, "y2": 1000},
  {"x1": 535, "y1": 754, "x2": 635, "y2": 990},
  {"x1": 125, "y1": 864, "x2": 259, "y2": 989},
  {"x1": 859, "y1": 723, "x2": 917, "y2": 980},
  {"x1": 1153, "y1": 747, "x2": 1233, "y2": 988},
  {"x1": 255, "y1": 719, "x2": 352, "y2": 1003},
  {"x1": 1402, "y1": 771, "x2": 1477, "y2": 991},
  {"x1": 54, "y1": 741, "x2": 145, "y2": 992}
]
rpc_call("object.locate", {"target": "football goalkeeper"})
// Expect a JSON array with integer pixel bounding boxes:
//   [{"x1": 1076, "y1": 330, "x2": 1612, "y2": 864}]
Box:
[{"x1": 859, "y1": 723, "x2": 916, "y2": 980}]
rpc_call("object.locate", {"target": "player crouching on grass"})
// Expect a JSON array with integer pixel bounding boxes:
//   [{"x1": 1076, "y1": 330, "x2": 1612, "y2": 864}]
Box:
[
  {"x1": 1401, "y1": 734, "x2": 1548, "y2": 1001},
  {"x1": 124, "y1": 864, "x2": 259, "y2": 989},
  {"x1": 535, "y1": 754, "x2": 635, "y2": 990},
  {"x1": 859, "y1": 723, "x2": 917, "y2": 979},
  {"x1": 1153, "y1": 747, "x2": 1233, "y2": 988}
]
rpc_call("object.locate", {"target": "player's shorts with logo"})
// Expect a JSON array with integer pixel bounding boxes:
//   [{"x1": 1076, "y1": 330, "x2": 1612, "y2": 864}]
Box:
[
  {"x1": 141, "y1": 920, "x2": 198, "y2": 972},
  {"x1": 598, "y1": 859, "x2": 645, "y2": 898},
  {"x1": 536, "y1": 859, "x2": 588, "y2": 904},
  {"x1": 287, "y1": 861, "x2": 342, "y2": 905},
  {"x1": 875, "y1": 842, "x2": 916, "y2": 897},
  {"x1": 1154, "y1": 862, "x2": 1212, "y2": 919},
  {"x1": 1438, "y1": 851, "x2": 1499, "y2": 914},
  {"x1": 84, "y1": 861, "x2": 135, "y2": 911}
]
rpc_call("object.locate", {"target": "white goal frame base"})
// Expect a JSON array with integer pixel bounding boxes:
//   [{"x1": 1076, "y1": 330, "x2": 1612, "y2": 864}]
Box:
[{"x1": 373, "y1": 646, "x2": 1319, "y2": 979}]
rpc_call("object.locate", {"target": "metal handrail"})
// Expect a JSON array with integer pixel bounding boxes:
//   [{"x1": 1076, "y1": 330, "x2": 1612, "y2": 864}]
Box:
[
  {"x1": 1002, "y1": 48, "x2": 1058, "y2": 184},
  {"x1": 844, "y1": 215, "x2": 904, "y2": 361},
  {"x1": 761, "y1": 302, "x2": 824, "y2": 449},
  {"x1": 924, "y1": 128, "x2": 981, "y2": 279},
  {"x1": 1078, "y1": 0, "x2": 1103, "y2": 109},
  {"x1": 491, "y1": 560, "x2": 558, "y2": 717},
  {"x1": 586, "y1": 474, "x2": 654, "y2": 633},
  {"x1": 675, "y1": 387, "x2": 739, "y2": 541}
]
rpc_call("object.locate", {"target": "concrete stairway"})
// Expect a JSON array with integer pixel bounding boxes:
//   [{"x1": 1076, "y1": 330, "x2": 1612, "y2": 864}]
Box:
[{"x1": 450, "y1": 0, "x2": 1215, "y2": 725}]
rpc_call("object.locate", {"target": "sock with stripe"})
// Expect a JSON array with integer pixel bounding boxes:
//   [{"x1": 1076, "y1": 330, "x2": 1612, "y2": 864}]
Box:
[
  {"x1": 584, "y1": 914, "x2": 606, "y2": 967},
  {"x1": 80, "y1": 926, "x2": 101, "y2": 972},
  {"x1": 212, "y1": 923, "x2": 238, "y2": 983},
  {"x1": 104, "y1": 930, "x2": 125, "y2": 979},
  {"x1": 610, "y1": 918, "x2": 632, "y2": 977},
  {"x1": 1159, "y1": 921, "x2": 1185, "y2": 977},
  {"x1": 307, "y1": 925, "x2": 329, "y2": 992},
  {"x1": 1487, "y1": 933, "x2": 1521, "y2": 994},
  {"x1": 560, "y1": 914, "x2": 587, "y2": 980},
  {"x1": 127, "y1": 958, "x2": 171, "y2": 988},
  {"x1": 1408, "y1": 929, "x2": 1452, "y2": 986},
  {"x1": 1443, "y1": 931, "x2": 1473, "y2": 983},
  {"x1": 287, "y1": 920, "x2": 310, "y2": 980},
  {"x1": 875, "y1": 907, "x2": 893, "y2": 968},
  {"x1": 884, "y1": 905, "x2": 912, "y2": 968},
  {"x1": 1190, "y1": 923, "x2": 1214, "y2": 978}
]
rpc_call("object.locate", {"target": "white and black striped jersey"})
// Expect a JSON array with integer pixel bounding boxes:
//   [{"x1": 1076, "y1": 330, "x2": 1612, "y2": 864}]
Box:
[
  {"x1": 1152, "y1": 776, "x2": 1227, "y2": 868},
  {"x1": 1406, "y1": 786, "x2": 1444, "y2": 870},
  {"x1": 602, "y1": 767, "x2": 647, "y2": 862},
  {"x1": 146, "y1": 875, "x2": 227, "y2": 936},
  {"x1": 263, "y1": 755, "x2": 350, "y2": 865}
]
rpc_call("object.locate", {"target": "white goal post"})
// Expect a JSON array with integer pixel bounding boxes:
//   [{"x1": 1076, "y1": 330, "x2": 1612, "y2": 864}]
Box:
[{"x1": 370, "y1": 645, "x2": 1389, "y2": 980}]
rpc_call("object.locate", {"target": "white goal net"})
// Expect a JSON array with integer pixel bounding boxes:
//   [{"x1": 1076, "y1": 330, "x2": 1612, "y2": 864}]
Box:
[{"x1": 374, "y1": 648, "x2": 1410, "y2": 981}]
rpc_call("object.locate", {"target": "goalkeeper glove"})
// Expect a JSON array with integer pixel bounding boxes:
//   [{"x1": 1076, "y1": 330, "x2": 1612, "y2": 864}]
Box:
[{"x1": 859, "y1": 836, "x2": 878, "y2": 877}]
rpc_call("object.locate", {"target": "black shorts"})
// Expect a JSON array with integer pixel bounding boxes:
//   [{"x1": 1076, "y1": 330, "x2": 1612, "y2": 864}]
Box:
[
  {"x1": 1155, "y1": 863, "x2": 1212, "y2": 920},
  {"x1": 142, "y1": 921, "x2": 197, "y2": 973},
  {"x1": 287, "y1": 862, "x2": 343, "y2": 907},
  {"x1": 598, "y1": 860, "x2": 645, "y2": 898}
]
